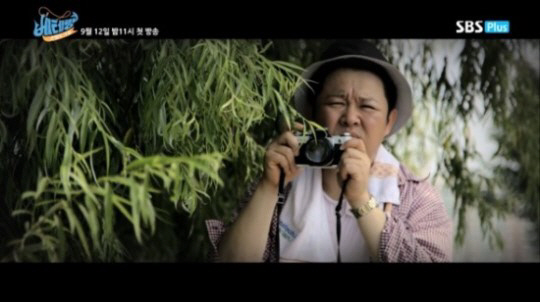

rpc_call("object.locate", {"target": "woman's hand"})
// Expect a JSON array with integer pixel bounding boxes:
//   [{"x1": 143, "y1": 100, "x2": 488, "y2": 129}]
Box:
[
  {"x1": 337, "y1": 138, "x2": 372, "y2": 207},
  {"x1": 262, "y1": 123, "x2": 304, "y2": 188}
]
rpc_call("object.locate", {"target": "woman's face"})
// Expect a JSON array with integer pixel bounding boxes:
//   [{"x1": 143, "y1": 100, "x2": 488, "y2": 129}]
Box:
[{"x1": 314, "y1": 68, "x2": 397, "y2": 161}]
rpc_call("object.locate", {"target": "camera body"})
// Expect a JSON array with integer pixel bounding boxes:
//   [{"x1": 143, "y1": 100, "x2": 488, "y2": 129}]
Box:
[{"x1": 294, "y1": 130, "x2": 352, "y2": 168}]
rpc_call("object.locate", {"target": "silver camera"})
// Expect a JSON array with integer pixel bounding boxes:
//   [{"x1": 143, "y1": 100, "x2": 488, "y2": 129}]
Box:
[{"x1": 294, "y1": 130, "x2": 352, "y2": 168}]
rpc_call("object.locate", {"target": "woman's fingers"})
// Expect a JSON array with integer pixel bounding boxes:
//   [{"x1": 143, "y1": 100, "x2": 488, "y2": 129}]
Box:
[
  {"x1": 276, "y1": 132, "x2": 300, "y2": 155},
  {"x1": 267, "y1": 149, "x2": 291, "y2": 177}
]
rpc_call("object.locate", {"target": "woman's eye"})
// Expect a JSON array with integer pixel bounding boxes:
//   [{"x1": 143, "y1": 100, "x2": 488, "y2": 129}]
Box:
[{"x1": 328, "y1": 102, "x2": 345, "y2": 106}]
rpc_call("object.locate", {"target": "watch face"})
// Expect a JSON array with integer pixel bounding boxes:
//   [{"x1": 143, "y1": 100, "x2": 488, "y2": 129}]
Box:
[
  {"x1": 368, "y1": 197, "x2": 377, "y2": 208},
  {"x1": 367, "y1": 197, "x2": 377, "y2": 210},
  {"x1": 352, "y1": 196, "x2": 377, "y2": 218}
]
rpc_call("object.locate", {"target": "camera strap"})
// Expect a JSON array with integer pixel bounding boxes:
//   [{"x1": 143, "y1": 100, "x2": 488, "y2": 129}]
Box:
[
  {"x1": 274, "y1": 168, "x2": 286, "y2": 262},
  {"x1": 335, "y1": 177, "x2": 350, "y2": 263}
]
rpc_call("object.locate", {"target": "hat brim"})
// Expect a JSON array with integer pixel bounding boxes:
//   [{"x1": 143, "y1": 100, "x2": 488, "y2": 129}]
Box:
[{"x1": 293, "y1": 54, "x2": 413, "y2": 136}]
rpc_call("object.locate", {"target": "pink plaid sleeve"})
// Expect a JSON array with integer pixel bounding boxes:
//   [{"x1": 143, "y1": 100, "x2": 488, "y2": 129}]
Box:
[
  {"x1": 378, "y1": 178, "x2": 453, "y2": 262},
  {"x1": 205, "y1": 181, "x2": 284, "y2": 262},
  {"x1": 205, "y1": 219, "x2": 226, "y2": 262}
]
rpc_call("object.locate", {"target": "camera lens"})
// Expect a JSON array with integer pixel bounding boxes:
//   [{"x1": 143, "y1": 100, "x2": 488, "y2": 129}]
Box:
[{"x1": 305, "y1": 139, "x2": 332, "y2": 164}]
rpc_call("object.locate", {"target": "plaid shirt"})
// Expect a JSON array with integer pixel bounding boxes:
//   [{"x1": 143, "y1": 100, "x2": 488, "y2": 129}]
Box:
[{"x1": 206, "y1": 164, "x2": 453, "y2": 262}]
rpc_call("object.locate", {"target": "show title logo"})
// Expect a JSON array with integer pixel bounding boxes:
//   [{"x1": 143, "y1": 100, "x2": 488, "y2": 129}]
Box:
[{"x1": 33, "y1": 7, "x2": 79, "y2": 42}]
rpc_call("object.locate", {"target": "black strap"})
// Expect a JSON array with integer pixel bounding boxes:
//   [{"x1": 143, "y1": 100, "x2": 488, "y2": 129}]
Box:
[
  {"x1": 274, "y1": 168, "x2": 286, "y2": 262},
  {"x1": 335, "y1": 177, "x2": 350, "y2": 263}
]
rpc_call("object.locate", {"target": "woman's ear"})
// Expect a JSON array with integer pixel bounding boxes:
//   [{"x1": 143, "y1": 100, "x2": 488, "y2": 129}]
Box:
[{"x1": 384, "y1": 108, "x2": 398, "y2": 136}]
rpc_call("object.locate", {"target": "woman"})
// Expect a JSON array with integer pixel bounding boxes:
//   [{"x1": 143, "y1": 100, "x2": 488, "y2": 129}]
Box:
[{"x1": 207, "y1": 40, "x2": 453, "y2": 262}]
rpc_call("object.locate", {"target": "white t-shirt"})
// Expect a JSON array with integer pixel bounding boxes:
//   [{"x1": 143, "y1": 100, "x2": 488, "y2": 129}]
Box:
[
  {"x1": 320, "y1": 190, "x2": 371, "y2": 262},
  {"x1": 278, "y1": 168, "x2": 371, "y2": 262}
]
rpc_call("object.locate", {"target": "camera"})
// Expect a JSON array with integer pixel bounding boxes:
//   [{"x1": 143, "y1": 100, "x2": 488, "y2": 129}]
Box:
[{"x1": 294, "y1": 130, "x2": 351, "y2": 168}]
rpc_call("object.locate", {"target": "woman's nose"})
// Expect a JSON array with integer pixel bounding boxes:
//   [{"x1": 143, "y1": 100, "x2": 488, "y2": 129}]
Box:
[{"x1": 340, "y1": 104, "x2": 360, "y2": 127}]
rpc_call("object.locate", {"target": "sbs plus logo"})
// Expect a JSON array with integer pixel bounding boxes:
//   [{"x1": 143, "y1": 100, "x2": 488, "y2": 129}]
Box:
[
  {"x1": 33, "y1": 7, "x2": 79, "y2": 42},
  {"x1": 456, "y1": 20, "x2": 510, "y2": 34}
]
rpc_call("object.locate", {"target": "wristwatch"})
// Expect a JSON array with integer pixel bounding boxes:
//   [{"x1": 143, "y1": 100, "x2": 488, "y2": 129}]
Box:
[{"x1": 350, "y1": 195, "x2": 377, "y2": 219}]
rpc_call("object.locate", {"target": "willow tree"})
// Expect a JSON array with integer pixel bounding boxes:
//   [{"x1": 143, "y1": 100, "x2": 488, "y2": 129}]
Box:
[{"x1": 0, "y1": 40, "x2": 308, "y2": 261}]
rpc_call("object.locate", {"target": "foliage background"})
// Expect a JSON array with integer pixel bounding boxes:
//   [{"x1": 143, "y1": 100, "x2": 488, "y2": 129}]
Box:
[{"x1": 0, "y1": 39, "x2": 538, "y2": 261}]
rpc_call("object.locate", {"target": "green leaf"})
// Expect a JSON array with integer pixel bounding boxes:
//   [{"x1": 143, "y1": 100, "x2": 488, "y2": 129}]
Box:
[
  {"x1": 62, "y1": 202, "x2": 91, "y2": 260},
  {"x1": 129, "y1": 177, "x2": 142, "y2": 244},
  {"x1": 53, "y1": 215, "x2": 66, "y2": 261},
  {"x1": 104, "y1": 182, "x2": 114, "y2": 238},
  {"x1": 45, "y1": 111, "x2": 58, "y2": 167}
]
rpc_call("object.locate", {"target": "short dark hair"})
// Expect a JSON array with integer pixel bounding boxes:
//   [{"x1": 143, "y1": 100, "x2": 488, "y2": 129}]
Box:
[{"x1": 309, "y1": 58, "x2": 397, "y2": 118}]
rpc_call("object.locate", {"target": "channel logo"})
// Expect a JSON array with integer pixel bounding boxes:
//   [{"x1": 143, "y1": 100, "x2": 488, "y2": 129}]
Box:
[
  {"x1": 484, "y1": 20, "x2": 510, "y2": 34},
  {"x1": 456, "y1": 20, "x2": 510, "y2": 34}
]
